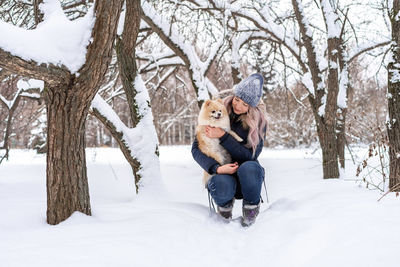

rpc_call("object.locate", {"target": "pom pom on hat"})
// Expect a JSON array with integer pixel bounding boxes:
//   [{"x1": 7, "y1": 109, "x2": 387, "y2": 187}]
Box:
[{"x1": 234, "y1": 73, "x2": 264, "y2": 107}]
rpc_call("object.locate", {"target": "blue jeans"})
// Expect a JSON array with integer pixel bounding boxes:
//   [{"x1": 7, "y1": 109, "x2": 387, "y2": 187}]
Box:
[{"x1": 207, "y1": 161, "x2": 264, "y2": 207}]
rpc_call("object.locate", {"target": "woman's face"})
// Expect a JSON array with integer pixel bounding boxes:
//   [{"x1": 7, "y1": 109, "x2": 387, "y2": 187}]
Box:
[{"x1": 232, "y1": 96, "x2": 249, "y2": 115}]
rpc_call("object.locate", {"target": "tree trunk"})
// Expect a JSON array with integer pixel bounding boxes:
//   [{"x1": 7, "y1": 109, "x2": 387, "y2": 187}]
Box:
[
  {"x1": 318, "y1": 126, "x2": 340, "y2": 178},
  {"x1": 336, "y1": 84, "x2": 354, "y2": 170},
  {"x1": 292, "y1": 0, "x2": 340, "y2": 178},
  {"x1": 0, "y1": 0, "x2": 124, "y2": 225},
  {"x1": 388, "y1": 0, "x2": 400, "y2": 192},
  {"x1": 45, "y1": 85, "x2": 91, "y2": 225},
  {"x1": 231, "y1": 65, "x2": 241, "y2": 85},
  {"x1": 115, "y1": 0, "x2": 146, "y2": 190}
]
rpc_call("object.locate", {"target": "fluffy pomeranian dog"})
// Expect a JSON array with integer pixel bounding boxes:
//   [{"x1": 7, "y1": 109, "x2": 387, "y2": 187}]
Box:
[{"x1": 196, "y1": 99, "x2": 243, "y2": 186}]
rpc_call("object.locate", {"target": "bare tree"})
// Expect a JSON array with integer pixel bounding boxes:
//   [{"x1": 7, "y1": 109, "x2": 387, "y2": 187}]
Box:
[
  {"x1": 140, "y1": 1, "x2": 225, "y2": 107},
  {"x1": 387, "y1": 0, "x2": 400, "y2": 192},
  {"x1": 221, "y1": 0, "x2": 389, "y2": 178}
]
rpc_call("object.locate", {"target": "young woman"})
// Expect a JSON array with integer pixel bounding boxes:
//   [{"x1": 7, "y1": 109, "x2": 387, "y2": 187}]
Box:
[{"x1": 191, "y1": 73, "x2": 268, "y2": 226}]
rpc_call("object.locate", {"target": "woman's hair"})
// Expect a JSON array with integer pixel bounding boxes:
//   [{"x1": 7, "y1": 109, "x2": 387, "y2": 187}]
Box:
[{"x1": 224, "y1": 95, "x2": 268, "y2": 155}]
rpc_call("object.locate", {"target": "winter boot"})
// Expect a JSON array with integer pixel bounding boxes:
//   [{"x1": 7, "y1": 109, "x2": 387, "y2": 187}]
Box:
[
  {"x1": 241, "y1": 202, "x2": 260, "y2": 227},
  {"x1": 217, "y1": 199, "x2": 234, "y2": 220}
]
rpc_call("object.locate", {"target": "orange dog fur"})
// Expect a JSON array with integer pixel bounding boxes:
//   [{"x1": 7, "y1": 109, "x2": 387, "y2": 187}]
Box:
[{"x1": 196, "y1": 99, "x2": 242, "y2": 187}]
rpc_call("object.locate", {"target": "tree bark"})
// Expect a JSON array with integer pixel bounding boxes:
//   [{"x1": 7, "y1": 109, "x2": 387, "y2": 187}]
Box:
[
  {"x1": 116, "y1": 0, "x2": 141, "y2": 127},
  {"x1": 388, "y1": 0, "x2": 400, "y2": 192},
  {"x1": 33, "y1": 0, "x2": 44, "y2": 26},
  {"x1": 318, "y1": 126, "x2": 340, "y2": 178},
  {"x1": 45, "y1": 84, "x2": 91, "y2": 224},
  {"x1": 115, "y1": 0, "x2": 145, "y2": 190},
  {"x1": 336, "y1": 84, "x2": 354, "y2": 169},
  {"x1": 44, "y1": 0, "x2": 123, "y2": 224},
  {"x1": 321, "y1": 33, "x2": 340, "y2": 178}
]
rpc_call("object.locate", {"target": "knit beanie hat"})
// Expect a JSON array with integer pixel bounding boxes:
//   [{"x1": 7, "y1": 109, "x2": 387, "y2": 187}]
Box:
[{"x1": 234, "y1": 73, "x2": 264, "y2": 107}]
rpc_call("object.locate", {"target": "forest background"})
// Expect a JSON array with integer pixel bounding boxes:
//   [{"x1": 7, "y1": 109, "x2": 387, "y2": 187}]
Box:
[{"x1": 0, "y1": 0, "x2": 388, "y2": 150}]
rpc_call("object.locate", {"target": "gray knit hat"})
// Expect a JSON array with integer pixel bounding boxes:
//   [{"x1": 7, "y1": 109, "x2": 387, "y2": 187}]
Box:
[{"x1": 234, "y1": 73, "x2": 264, "y2": 107}]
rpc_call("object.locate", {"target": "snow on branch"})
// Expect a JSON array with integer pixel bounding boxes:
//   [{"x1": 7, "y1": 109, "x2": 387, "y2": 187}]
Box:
[
  {"x1": 145, "y1": 67, "x2": 177, "y2": 91},
  {"x1": 91, "y1": 75, "x2": 160, "y2": 189},
  {"x1": 337, "y1": 65, "x2": 349, "y2": 109},
  {"x1": 0, "y1": 94, "x2": 11, "y2": 109},
  {"x1": 141, "y1": 1, "x2": 222, "y2": 100},
  {"x1": 348, "y1": 41, "x2": 391, "y2": 63},
  {"x1": 17, "y1": 78, "x2": 44, "y2": 91},
  {"x1": 19, "y1": 92, "x2": 41, "y2": 99},
  {"x1": 0, "y1": 78, "x2": 42, "y2": 109},
  {"x1": 138, "y1": 55, "x2": 184, "y2": 74},
  {"x1": 293, "y1": 0, "x2": 323, "y2": 74},
  {"x1": 301, "y1": 72, "x2": 315, "y2": 96},
  {"x1": 320, "y1": 0, "x2": 341, "y2": 39},
  {"x1": 231, "y1": 31, "x2": 264, "y2": 71},
  {"x1": 0, "y1": 79, "x2": 43, "y2": 107},
  {"x1": 219, "y1": 1, "x2": 308, "y2": 72},
  {"x1": 0, "y1": 0, "x2": 95, "y2": 73}
]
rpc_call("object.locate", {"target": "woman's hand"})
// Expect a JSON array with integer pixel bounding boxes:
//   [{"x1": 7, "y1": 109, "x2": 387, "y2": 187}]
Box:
[
  {"x1": 205, "y1": 126, "x2": 225, "y2": 138},
  {"x1": 217, "y1": 163, "x2": 239, "y2": 174}
]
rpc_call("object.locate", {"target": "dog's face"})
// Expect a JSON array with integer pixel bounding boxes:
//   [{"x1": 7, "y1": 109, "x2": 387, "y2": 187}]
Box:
[{"x1": 199, "y1": 99, "x2": 228, "y2": 122}]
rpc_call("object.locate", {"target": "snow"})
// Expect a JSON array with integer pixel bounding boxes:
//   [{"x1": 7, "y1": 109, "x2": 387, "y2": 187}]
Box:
[
  {"x1": 1, "y1": 146, "x2": 400, "y2": 267},
  {"x1": 144, "y1": 56, "x2": 184, "y2": 71},
  {"x1": 337, "y1": 66, "x2": 348, "y2": 109},
  {"x1": 321, "y1": 0, "x2": 341, "y2": 38},
  {"x1": 90, "y1": 75, "x2": 161, "y2": 194},
  {"x1": 17, "y1": 78, "x2": 44, "y2": 91},
  {"x1": 318, "y1": 95, "x2": 326, "y2": 117},
  {"x1": 127, "y1": 76, "x2": 162, "y2": 192},
  {"x1": 0, "y1": 94, "x2": 12, "y2": 109},
  {"x1": 0, "y1": 0, "x2": 95, "y2": 73},
  {"x1": 389, "y1": 67, "x2": 400, "y2": 83},
  {"x1": 301, "y1": 72, "x2": 314, "y2": 96},
  {"x1": 329, "y1": 61, "x2": 338, "y2": 69}
]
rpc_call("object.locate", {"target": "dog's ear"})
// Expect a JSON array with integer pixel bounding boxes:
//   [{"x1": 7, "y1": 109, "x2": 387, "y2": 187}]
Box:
[
  {"x1": 216, "y1": 98, "x2": 223, "y2": 104},
  {"x1": 205, "y1": 99, "x2": 211, "y2": 106}
]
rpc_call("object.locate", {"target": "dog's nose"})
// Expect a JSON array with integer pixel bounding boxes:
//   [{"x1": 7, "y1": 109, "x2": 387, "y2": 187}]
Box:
[{"x1": 216, "y1": 112, "x2": 221, "y2": 118}]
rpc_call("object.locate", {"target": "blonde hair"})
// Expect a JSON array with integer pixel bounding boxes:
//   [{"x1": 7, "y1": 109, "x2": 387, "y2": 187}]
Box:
[{"x1": 224, "y1": 95, "x2": 268, "y2": 156}]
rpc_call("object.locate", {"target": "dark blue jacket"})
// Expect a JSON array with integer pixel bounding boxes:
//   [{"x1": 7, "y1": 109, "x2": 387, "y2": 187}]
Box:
[{"x1": 192, "y1": 112, "x2": 264, "y2": 175}]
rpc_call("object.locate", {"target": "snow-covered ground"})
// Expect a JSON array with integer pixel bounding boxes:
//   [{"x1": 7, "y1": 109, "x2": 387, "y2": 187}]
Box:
[{"x1": 1, "y1": 146, "x2": 399, "y2": 267}]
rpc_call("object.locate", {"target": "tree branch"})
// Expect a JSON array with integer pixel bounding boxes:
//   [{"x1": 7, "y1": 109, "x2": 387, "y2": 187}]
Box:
[
  {"x1": 76, "y1": 0, "x2": 124, "y2": 98},
  {"x1": 349, "y1": 41, "x2": 391, "y2": 63},
  {"x1": 0, "y1": 48, "x2": 71, "y2": 87}
]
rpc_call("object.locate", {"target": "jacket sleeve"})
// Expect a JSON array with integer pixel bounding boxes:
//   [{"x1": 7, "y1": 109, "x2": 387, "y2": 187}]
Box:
[
  {"x1": 191, "y1": 138, "x2": 220, "y2": 174},
  {"x1": 219, "y1": 132, "x2": 264, "y2": 162}
]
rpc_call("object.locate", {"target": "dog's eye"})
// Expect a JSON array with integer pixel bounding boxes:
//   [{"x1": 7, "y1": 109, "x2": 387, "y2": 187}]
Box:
[{"x1": 211, "y1": 111, "x2": 216, "y2": 113}]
